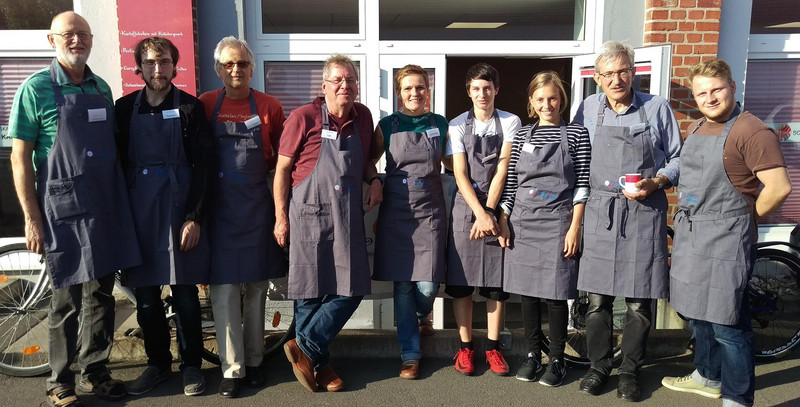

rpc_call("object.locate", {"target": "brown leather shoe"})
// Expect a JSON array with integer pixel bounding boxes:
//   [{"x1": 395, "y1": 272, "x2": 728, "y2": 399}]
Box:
[
  {"x1": 419, "y1": 320, "x2": 435, "y2": 337},
  {"x1": 283, "y1": 339, "x2": 318, "y2": 392},
  {"x1": 399, "y1": 360, "x2": 419, "y2": 380},
  {"x1": 315, "y1": 366, "x2": 344, "y2": 392}
]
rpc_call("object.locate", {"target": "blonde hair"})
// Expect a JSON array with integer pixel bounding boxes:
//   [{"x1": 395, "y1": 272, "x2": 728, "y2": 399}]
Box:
[
  {"x1": 394, "y1": 64, "x2": 429, "y2": 93},
  {"x1": 689, "y1": 59, "x2": 734, "y2": 84},
  {"x1": 526, "y1": 71, "x2": 568, "y2": 119}
]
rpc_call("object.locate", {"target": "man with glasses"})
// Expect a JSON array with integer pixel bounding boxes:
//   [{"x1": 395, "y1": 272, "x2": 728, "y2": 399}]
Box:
[
  {"x1": 198, "y1": 36, "x2": 288, "y2": 398},
  {"x1": 572, "y1": 40, "x2": 682, "y2": 402},
  {"x1": 115, "y1": 36, "x2": 212, "y2": 397},
  {"x1": 273, "y1": 54, "x2": 381, "y2": 392},
  {"x1": 9, "y1": 11, "x2": 141, "y2": 406}
]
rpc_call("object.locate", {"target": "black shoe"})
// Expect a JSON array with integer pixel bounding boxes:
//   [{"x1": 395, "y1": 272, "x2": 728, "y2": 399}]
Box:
[
  {"x1": 579, "y1": 368, "x2": 609, "y2": 396},
  {"x1": 617, "y1": 373, "x2": 641, "y2": 402},
  {"x1": 515, "y1": 354, "x2": 543, "y2": 382},
  {"x1": 539, "y1": 358, "x2": 566, "y2": 387},
  {"x1": 219, "y1": 378, "x2": 239, "y2": 398},
  {"x1": 244, "y1": 366, "x2": 265, "y2": 388}
]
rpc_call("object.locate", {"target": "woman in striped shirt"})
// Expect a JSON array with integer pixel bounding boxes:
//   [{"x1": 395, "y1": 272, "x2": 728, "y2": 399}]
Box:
[{"x1": 497, "y1": 71, "x2": 591, "y2": 386}]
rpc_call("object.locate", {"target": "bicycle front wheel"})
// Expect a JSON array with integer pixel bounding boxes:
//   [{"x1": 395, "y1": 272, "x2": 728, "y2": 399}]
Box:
[
  {"x1": 0, "y1": 243, "x2": 52, "y2": 376},
  {"x1": 263, "y1": 277, "x2": 295, "y2": 358},
  {"x1": 750, "y1": 249, "x2": 800, "y2": 360}
]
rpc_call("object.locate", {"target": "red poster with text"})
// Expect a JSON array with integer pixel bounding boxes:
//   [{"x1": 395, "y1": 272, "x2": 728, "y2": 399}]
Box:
[{"x1": 117, "y1": 0, "x2": 196, "y2": 96}]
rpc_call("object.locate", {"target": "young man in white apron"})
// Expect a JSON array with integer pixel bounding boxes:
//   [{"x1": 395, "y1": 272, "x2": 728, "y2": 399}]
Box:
[
  {"x1": 274, "y1": 54, "x2": 382, "y2": 393},
  {"x1": 572, "y1": 41, "x2": 682, "y2": 402},
  {"x1": 662, "y1": 59, "x2": 790, "y2": 407},
  {"x1": 9, "y1": 12, "x2": 141, "y2": 406}
]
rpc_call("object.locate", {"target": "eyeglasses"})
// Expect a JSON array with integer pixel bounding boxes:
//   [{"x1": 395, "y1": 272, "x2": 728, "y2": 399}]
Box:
[
  {"x1": 51, "y1": 31, "x2": 93, "y2": 41},
  {"x1": 324, "y1": 77, "x2": 358, "y2": 87},
  {"x1": 597, "y1": 68, "x2": 633, "y2": 80},
  {"x1": 141, "y1": 59, "x2": 174, "y2": 69},
  {"x1": 222, "y1": 61, "x2": 251, "y2": 70}
]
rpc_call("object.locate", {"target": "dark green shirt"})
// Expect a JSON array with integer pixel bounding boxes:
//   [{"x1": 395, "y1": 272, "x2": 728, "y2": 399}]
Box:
[{"x1": 378, "y1": 111, "x2": 448, "y2": 153}]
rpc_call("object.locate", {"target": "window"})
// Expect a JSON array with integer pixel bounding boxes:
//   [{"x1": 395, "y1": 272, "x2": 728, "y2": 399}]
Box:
[
  {"x1": 743, "y1": 59, "x2": 800, "y2": 224},
  {"x1": 261, "y1": 0, "x2": 358, "y2": 34},
  {"x1": 750, "y1": 0, "x2": 800, "y2": 34},
  {"x1": 263, "y1": 61, "x2": 360, "y2": 117},
  {"x1": 0, "y1": 0, "x2": 72, "y2": 30}
]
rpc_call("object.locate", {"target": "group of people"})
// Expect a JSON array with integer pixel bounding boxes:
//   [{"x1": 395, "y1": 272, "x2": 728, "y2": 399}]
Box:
[{"x1": 7, "y1": 11, "x2": 791, "y2": 407}]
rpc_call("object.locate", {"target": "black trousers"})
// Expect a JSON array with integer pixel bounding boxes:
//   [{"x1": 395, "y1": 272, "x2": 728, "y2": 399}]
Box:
[
  {"x1": 585, "y1": 293, "x2": 652, "y2": 375},
  {"x1": 521, "y1": 295, "x2": 569, "y2": 360}
]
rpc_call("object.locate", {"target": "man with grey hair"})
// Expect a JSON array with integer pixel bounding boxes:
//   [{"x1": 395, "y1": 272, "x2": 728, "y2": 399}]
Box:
[
  {"x1": 9, "y1": 11, "x2": 141, "y2": 406},
  {"x1": 273, "y1": 54, "x2": 381, "y2": 392},
  {"x1": 572, "y1": 40, "x2": 682, "y2": 402},
  {"x1": 198, "y1": 36, "x2": 287, "y2": 398}
]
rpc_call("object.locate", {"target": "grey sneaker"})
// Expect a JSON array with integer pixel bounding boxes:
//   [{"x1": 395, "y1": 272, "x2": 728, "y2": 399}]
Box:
[
  {"x1": 182, "y1": 367, "x2": 206, "y2": 396},
  {"x1": 515, "y1": 353, "x2": 543, "y2": 382},
  {"x1": 128, "y1": 366, "x2": 171, "y2": 396},
  {"x1": 539, "y1": 358, "x2": 566, "y2": 387}
]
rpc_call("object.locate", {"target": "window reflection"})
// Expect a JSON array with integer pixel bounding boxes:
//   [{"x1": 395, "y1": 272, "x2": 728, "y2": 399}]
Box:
[{"x1": 261, "y1": 0, "x2": 358, "y2": 34}]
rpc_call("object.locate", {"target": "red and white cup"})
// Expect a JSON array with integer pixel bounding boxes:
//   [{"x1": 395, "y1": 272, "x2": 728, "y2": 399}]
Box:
[{"x1": 618, "y1": 173, "x2": 642, "y2": 193}]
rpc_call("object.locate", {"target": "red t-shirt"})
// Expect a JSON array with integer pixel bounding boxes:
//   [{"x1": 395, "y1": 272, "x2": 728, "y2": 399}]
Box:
[
  {"x1": 278, "y1": 97, "x2": 377, "y2": 186},
  {"x1": 198, "y1": 88, "x2": 285, "y2": 163}
]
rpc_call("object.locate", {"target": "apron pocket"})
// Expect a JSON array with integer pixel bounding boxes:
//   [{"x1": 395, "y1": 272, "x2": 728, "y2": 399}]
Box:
[
  {"x1": 690, "y1": 217, "x2": 744, "y2": 260},
  {"x1": 298, "y1": 203, "x2": 334, "y2": 241},
  {"x1": 46, "y1": 175, "x2": 90, "y2": 223},
  {"x1": 680, "y1": 152, "x2": 704, "y2": 189}
]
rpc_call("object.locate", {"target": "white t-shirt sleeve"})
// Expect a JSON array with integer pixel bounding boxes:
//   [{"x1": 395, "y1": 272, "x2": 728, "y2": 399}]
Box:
[
  {"x1": 446, "y1": 112, "x2": 468, "y2": 156},
  {"x1": 499, "y1": 111, "x2": 522, "y2": 144}
]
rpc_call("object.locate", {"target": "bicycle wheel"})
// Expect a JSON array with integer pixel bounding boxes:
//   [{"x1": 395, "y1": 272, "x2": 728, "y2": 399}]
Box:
[
  {"x1": 196, "y1": 288, "x2": 221, "y2": 365},
  {"x1": 750, "y1": 249, "x2": 800, "y2": 360},
  {"x1": 263, "y1": 276, "x2": 295, "y2": 358},
  {"x1": 0, "y1": 243, "x2": 52, "y2": 376},
  {"x1": 541, "y1": 292, "x2": 626, "y2": 368}
]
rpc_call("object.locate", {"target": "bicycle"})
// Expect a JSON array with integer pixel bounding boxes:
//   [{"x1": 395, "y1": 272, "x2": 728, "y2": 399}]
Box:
[{"x1": 0, "y1": 240, "x2": 295, "y2": 376}]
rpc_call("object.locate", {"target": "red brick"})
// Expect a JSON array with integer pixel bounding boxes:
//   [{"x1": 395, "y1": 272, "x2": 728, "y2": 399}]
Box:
[
  {"x1": 652, "y1": 9, "x2": 670, "y2": 20},
  {"x1": 670, "y1": 10, "x2": 687, "y2": 19},
  {"x1": 648, "y1": 0, "x2": 668, "y2": 7},
  {"x1": 697, "y1": 0, "x2": 721, "y2": 7},
  {"x1": 669, "y1": 33, "x2": 686, "y2": 42},
  {"x1": 672, "y1": 56, "x2": 684, "y2": 67},
  {"x1": 684, "y1": 56, "x2": 701, "y2": 66},
  {"x1": 694, "y1": 44, "x2": 718, "y2": 54},
  {"x1": 679, "y1": 22, "x2": 695, "y2": 31},
  {"x1": 680, "y1": 0, "x2": 697, "y2": 7},
  {"x1": 686, "y1": 33, "x2": 702, "y2": 43},
  {"x1": 704, "y1": 33, "x2": 719, "y2": 43},
  {"x1": 674, "y1": 67, "x2": 690, "y2": 78},
  {"x1": 688, "y1": 10, "x2": 705, "y2": 20},
  {"x1": 706, "y1": 10, "x2": 721, "y2": 20},
  {"x1": 651, "y1": 21, "x2": 678, "y2": 31},
  {"x1": 646, "y1": 33, "x2": 668, "y2": 43},
  {"x1": 673, "y1": 88, "x2": 690, "y2": 99},
  {"x1": 696, "y1": 21, "x2": 720, "y2": 31},
  {"x1": 676, "y1": 44, "x2": 693, "y2": 54}
]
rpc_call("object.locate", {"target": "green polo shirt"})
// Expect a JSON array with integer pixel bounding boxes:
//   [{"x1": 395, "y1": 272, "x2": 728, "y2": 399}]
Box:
[{"x1": 8, "y1": 59, "x2": 114, "y2": 171}]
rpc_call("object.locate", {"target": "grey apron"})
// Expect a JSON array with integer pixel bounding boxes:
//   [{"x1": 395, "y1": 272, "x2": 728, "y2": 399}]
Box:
[
  {"x1": 38, "y1": 60, "x2": 141, "y2": 289},
  {"x1": 577, "y1": 98, "x2": 669, "y2": 298},
  {"x1": 670, "y1": 109, "x2": 754, "y2": 325},
  {"x1": 208, "y1": 89, "x2": 286, "y2": 284},
  {"x1": 287, "y1": 101, "x2": 371, "y2": 299},
  {"x1": 504, "y1": 122, "x2": 578, "y2": 300},
  {"x1": 122, "y1": 88, "x2": 210, "y2": 287},
  {"x1": 373, "y1": 114, "x2": 446, "y2": 283},
  {"x1": 446, "y1": 110, "x2": 504, "y2": 287}
]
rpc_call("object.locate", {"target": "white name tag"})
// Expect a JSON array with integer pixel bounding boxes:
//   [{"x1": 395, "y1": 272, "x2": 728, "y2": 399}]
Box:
[
  {"x1": 630, "y1": 123, "x2": 646, "y2": 134},
  {"x1": 162, "y1": 109, "x2": 179, "y2": 119},
  {"x1": 426, "y1": 128, "x2": 440, "y2": 139},
  {"x1": 87, "y1": 108, "x2": 106, "y2": 122},
  {"x1": 321, "y1": 129, "x2": 338, "y2": 140},
  {"x1": 522, "y1": 143, "x2": 536, "y2": 153},
  {"x1": 244, "y1": 115, "x2": 261, "y2": 129},
  {"x1": 481, "y1": 152, "x2": 497, "y2": 163}
]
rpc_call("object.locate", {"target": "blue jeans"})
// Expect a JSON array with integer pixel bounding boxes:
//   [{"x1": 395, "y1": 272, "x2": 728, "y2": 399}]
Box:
[
  {"x1": 294, "y1": 295, "x2": 363, "y2": 370},
  {"x1": 135, "y1": 284, "x2": 203, "y2": 371},
  {"x1": 394, "y1": 281, "x2": 439, "y2": 361},
  {"x1": 690, "y1": 293, "x2": 755, "y2": 407}
]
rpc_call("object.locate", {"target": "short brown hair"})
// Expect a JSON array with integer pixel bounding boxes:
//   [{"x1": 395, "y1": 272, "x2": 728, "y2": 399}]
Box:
[
  {"x1": 394, "y1": 64, "x2": 429, "y2": 93},
  {"x1": 689, "y1": 59, "x2": 733, "y2": 85},
  {"x1": 526, "y1": 71, "x2": 568, "y2": 119},
  {"x1": 323, "y1": 54, "x2": 358, "y2": 81},
  {"x1": 134, "y1": 37, "x2": 179, "y2": 75}
]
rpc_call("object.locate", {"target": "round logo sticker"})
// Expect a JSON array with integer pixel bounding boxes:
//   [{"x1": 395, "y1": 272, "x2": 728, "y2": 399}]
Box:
[
  {"x1": 334, "y1": 184, "x2": 341, "y2": 191},
  {"x1": 86, "y1": 151, "x2": 93, "y2": 157},
  {"x1": 142, "y1": 169, "x2": 148, "y2": 175},
  {"x1": 218, "y1": 172, "x2": 224, "y2": 178}
]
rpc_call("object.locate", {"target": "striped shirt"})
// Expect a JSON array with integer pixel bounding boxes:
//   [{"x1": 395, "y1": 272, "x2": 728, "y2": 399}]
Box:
[{"x1": 500, "y1": 122, "x2": 592, "y2": 215}]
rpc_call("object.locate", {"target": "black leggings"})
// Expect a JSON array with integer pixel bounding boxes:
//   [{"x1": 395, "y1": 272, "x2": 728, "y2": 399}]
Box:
[{"x1": 521, "y1": 295, "x2": 569, "y2": 359}]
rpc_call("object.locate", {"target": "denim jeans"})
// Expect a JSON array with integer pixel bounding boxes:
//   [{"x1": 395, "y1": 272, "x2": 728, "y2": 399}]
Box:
[
  {"x1": 294, "y1": 295, "x2": 363, "y2": 370},
  {"x1": 47, "y1": 273, "x2": 115, "y2": 391},
  {"x1": 690, "y1": 293, "x2": 754, "y2": 407},
  {"x1": 584, "y1": 293, "x2": 652, "y2": 375},
  {"x1": 394, "y1": 281, "x2": 439, "y2": 361},
  {"x1": 135, "y1": 284, "x2": 203, "y2": 371}
]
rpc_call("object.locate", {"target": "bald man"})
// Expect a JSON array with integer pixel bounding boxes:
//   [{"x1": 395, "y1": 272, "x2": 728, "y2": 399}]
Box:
[{"x1": 9, "y1": 11, "x2": 141, "y2": 406}]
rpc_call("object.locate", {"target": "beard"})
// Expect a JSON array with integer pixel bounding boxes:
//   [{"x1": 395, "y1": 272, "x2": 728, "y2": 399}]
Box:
[
  {"x1": 144, "y1": 71, "x2": 175, "y2": 92},
  {"x1": 55, "y1": 47, "x2": 89, "y2": 67}
]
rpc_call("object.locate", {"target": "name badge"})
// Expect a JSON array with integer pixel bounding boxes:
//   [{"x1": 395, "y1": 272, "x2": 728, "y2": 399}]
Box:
[
  {"x1": 481, "y1": 152, "x2": 497, "y2": 163},
  {"x1": 87, "y1": 108, "x2": 106, "y2": 122},
  {"x1": 321, "y1": 129, "x2": 338, "y2": 140},
  {"x1": 244, "y1": 115, "x2": 261, "y2": 129},
  {"x1": 522, "y1": 143, "x2": 536, "y2": 153},
  {"x1": 162, "y1": 109, "x2": 179, "y2": 119},
  {"x1": 426, "y1": 128, "x2": 440, "y2": 139},
  {"x1": 630, "y1": 123, "x2": 646, "y2": 134}
]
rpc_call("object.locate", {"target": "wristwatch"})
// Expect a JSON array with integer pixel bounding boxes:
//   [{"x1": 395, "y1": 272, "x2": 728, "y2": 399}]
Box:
[{"x1": 654, "y1": 176, "x2": 665, "y2": 189}]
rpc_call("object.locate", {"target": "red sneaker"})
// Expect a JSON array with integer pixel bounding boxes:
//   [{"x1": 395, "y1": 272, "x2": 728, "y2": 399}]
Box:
[
  {"x1": 453, "y1": 348, "x2": 475, "y2": 376},
  {"x1": 486, "y1": 349, "x2": 510, "y2": 376}
]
